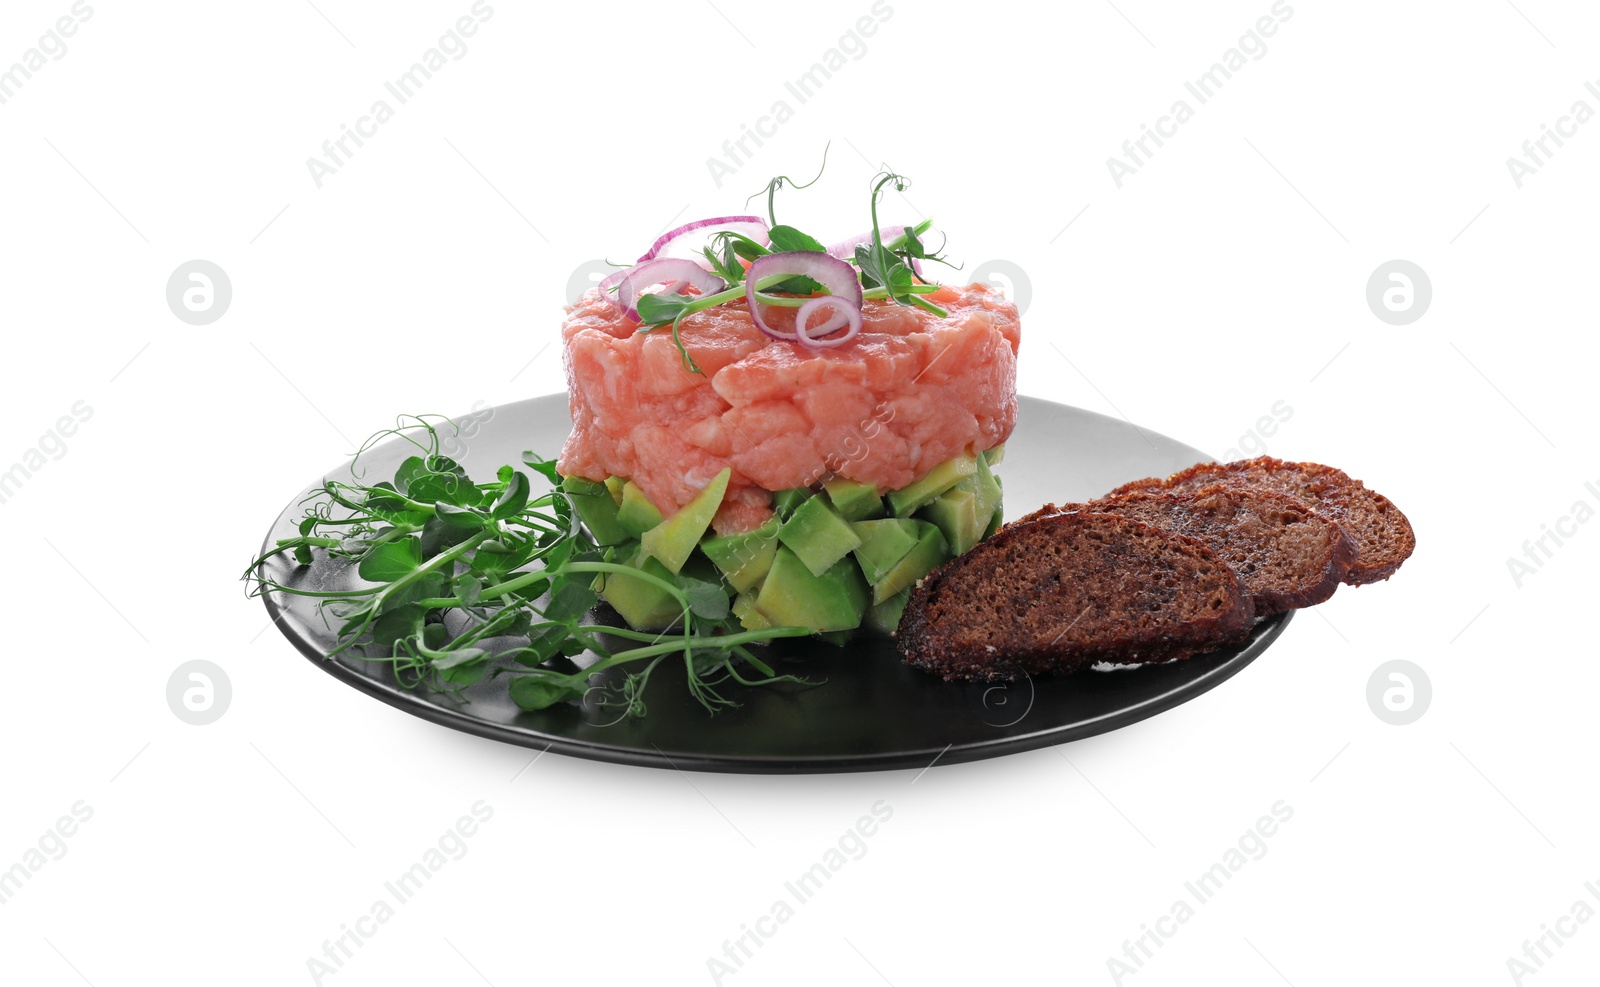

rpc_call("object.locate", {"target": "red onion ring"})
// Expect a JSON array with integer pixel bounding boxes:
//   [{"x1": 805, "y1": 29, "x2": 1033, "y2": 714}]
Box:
[
  {"x1": 615, "y1": 258, "x2": 725, "y2": 323},
  {"x1": 794, "y1": 296, "x2": 863, "y2": 349},
  {"x1": 826, "y1": 225, "x2": 909, "y2": 260},
  {"x1": 744, "y1": 252, "x2": 864, "y2": 345},
  {"x1": 598, "y1": 267, "x2": 628, "y2": 298},
  {"x1": 639, "y1": 215, "x2": 770, "y2": 263}
]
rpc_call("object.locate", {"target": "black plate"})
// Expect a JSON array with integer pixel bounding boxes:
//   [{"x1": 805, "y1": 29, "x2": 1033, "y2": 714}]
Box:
[{"x1": 258, "y1": 395, "x2": 1291, "y2": 773}]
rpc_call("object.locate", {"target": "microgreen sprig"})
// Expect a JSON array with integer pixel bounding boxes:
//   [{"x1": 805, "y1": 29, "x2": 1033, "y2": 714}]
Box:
[
  {"x1": 856, "y1": 172, "x2": 949, "y2": 318},
  {"x1": 246, "y1": 416, "x2": 816, "y2": 719},
  {"x1": 634, "y1": 163, "x2": 954, "y2": 372},
  {"x1": 747, "y1": 142, "x2": 831, "y2": 227}
]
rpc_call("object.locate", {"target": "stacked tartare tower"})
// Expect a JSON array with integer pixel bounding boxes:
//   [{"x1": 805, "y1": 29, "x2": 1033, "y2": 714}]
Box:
[{"x1": 556, "y1": 223, "x2": 1021, "y2": 637}]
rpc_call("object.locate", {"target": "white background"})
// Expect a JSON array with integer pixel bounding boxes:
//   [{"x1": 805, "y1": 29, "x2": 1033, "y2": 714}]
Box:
[{"x1": 2, "y1": 0, "x2": 1596, "y2": 984}]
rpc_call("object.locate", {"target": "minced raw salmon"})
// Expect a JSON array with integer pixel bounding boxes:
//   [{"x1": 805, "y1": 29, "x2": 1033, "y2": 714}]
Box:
[{"x1": 558, "y1": 282, "x2": 1021, "y2": 534}]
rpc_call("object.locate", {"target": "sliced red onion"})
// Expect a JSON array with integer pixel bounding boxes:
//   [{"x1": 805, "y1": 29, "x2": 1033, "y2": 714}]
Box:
[
  {"x1": 615, "y1": 258, "x2": 725, "y2": 323},
  {"x1": 597, "y1": 266, "x2": 628, "y2": 299},
  {"x1": 827, "y1": 224, "x2": 927, "y2": 279},
  {"x1": 744, "y1": 251, "x2": 864, "y2": 345},
  {"x1": 825, "y1": 225, "x2": 909, "y2": 260},
  {"x1": 793, "y1": 296, "x2": 862, "y2": 349},
  {"x1": 638, "y1": 215, "x2": 770, "y2": 263}
]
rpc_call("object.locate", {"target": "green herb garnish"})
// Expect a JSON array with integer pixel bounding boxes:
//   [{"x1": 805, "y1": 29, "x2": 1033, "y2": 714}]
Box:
[
  {"x1": 246, "y1": 416, "x2": 814, "y2": 720},
  {"x1": 636, "y1": 164, "x2": 954, "y2": 372},
  {"x1": 856, "y1": 172, "x2": 949, "y2": 317}
]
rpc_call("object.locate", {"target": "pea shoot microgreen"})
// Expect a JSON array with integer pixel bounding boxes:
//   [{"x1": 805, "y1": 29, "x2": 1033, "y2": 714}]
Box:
[
  {"x1": 246, "y1": 415, "x2": 815, "y2": 720},
  {"x1": 632, "y1": 161, "x2": 954, "y2": 373}
]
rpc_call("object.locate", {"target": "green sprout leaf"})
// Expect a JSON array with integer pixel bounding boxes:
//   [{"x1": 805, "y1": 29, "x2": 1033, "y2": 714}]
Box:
[
  {"x1": 358, "y1": 538, "x2": 422, "y2": 582},
  {"x1": 520, "y1": 452, "x2": 562, "y2": 486},
  {"x1": 766, "y1": 225, "x2": 827, "y2": 253},
  {"x1": 635, "y1": 292, "x2": 694, "y2": 325},
  {"x1": 677, "y1": 575, "x2": 732, "y2": 621},
  {"x1": 510, "y1": 675, "x2": 584, "y2": 711},
  {"x1": 394, "y1": 456, "x2": 430, "y2": 495},
  {"x1": 434, "y1": 502, "x2": 484, "y2": 529},
  {"x1": 545, "y1": 580, "x2": 599, "y2": 623},
  {"x1": 491, "y1": 471, "x2": 531, "y2": 519}
]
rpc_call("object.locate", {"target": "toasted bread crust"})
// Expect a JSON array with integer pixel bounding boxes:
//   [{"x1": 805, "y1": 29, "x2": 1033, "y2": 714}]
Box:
[
  {"x1": 1016, "y1": 486, "x2": 1356, "y2": 616},
  {"x1": 897, "y1": 512, "x2": 1254, "y2": 682},
  {"x1": 1108, "y1": 457, "x2": 1415, "y2": 585}
]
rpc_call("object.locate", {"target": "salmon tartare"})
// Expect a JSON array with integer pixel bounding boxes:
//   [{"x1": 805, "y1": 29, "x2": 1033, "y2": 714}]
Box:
[{"x1": 558, "y1": 281, "x2": 1020, "y2": 535}]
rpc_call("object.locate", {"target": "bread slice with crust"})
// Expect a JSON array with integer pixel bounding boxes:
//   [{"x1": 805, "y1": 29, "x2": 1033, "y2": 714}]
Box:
[
  {"x1": 897, "y1": 511, "x2": 1254, "y2": 682},
  {"x1": 1016, "y1": 485, "x2": 1356, "y2": 616},
  {"x1": 1109, "y1": 457, "x2": 1414, "y2": 585}
]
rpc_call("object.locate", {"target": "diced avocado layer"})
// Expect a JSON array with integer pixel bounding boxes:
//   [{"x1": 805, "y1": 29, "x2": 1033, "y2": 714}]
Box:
[
  {"x1": 616, "y1": 481, "x2": 665, "y2": 538},
  {"x1": 702, "y1": 518, "x2": 781, "y2": 594},
  {"x1": 824, "y1": 477, "x2": 884, "y2": 521},
  {"x1": 566, "y1": 460, "x2": 1001, "y2": 637},
  {"x1": 756, "y1": 547, "x2": 869, "y2": 632},
  {"x1": 561, "y1": 476, "x2": 631, "y2": 546},
  {"x1": 641, "y1": 468, "x2": 730, "y2": 574},
  {"x1": 778, "y1": 495, "x2": 862, "y2": 578}
]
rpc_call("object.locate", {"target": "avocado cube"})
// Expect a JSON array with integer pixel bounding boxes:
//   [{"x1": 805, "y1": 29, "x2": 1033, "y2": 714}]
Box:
[
  {"x1": 599, "y1": 549, "x2": 683, "y2": 631},
  {"x1": 771, "y1": 487, "x2": 811, "y2": 521},
  {"x1": 850, "y1": 518, "x2": 920, "y2": 585},
  {"x1": 732, "y1": 592, "x2": 772, "y2": 631},
  {"x1": 756, "y1": 547, "x2": 868, "y2": 632},
  {"x1": 561, "y1": 475, "x2": 631, "y2": 546},
  {"x1": 604, "y1": 475, "x2": 626, "y2": 505},
  {"x1": 887, "y1": 454, "x2": 979, "y2": 516},
  {"x1": 640, "y1": 468, "x2": 730, "y2": 574},
  {"x1": 920, "y1": 485, "x2": 983, "y2": 557},
  {"x1": 824, "y1": 477, "x2": 884, "y2": 521},
  {"x1": 921, "y1": 456, "x2": 1002, "y2": 556},
  {"x1": 778, "y1": 495, "x2": 863, "y2": 578},
  {"x1": 983, "y1": 473, "x2": 1006, "y2": 540},
  {"x1": 984, "y1": 502, "x2": 1005, "y2": 540},
  {"x1": 971, "y1": 456, "x2": 1003, "y2": 535},
  {"x1": 872, "y1": 521, "x2": 950, "y2": 604},
  {"x1": 701, "y1": 518, "x2": 781, "y2": 594},
  {"x1": 982, "y1": 443, "x2": 1006, "y2": 467},
  {"x1": 617, "y1": 481, "x2": 665, "y2": 538},
  {"x1": 865, "y1": 589, "x2": 912, "y2": 636},
  {"x1": 974, "y1": 451, "x2": 1001, "y2": 502}
]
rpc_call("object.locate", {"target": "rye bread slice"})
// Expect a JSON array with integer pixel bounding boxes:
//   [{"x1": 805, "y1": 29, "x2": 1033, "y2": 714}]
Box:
[
  {"x1": 897, "y1": 512, "x2": 1255, "y2": 682},
  {"x1": 1016, "y1": 486, "x2": 1356, "y2": 616},
  {"x1": 1110, "y1": 457, "x2": 1414, "y2": 585}
]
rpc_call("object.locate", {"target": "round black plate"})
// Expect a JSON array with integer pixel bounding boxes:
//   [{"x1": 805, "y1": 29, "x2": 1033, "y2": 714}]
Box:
[{"x1": 258, "y1": 395, "x2": 1291, "y2": 773}]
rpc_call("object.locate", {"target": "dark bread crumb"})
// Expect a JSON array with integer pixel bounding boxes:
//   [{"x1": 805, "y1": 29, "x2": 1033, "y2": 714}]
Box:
[{"x1": 897, "y1": 512, "x2": 1254, "y2": 682}]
